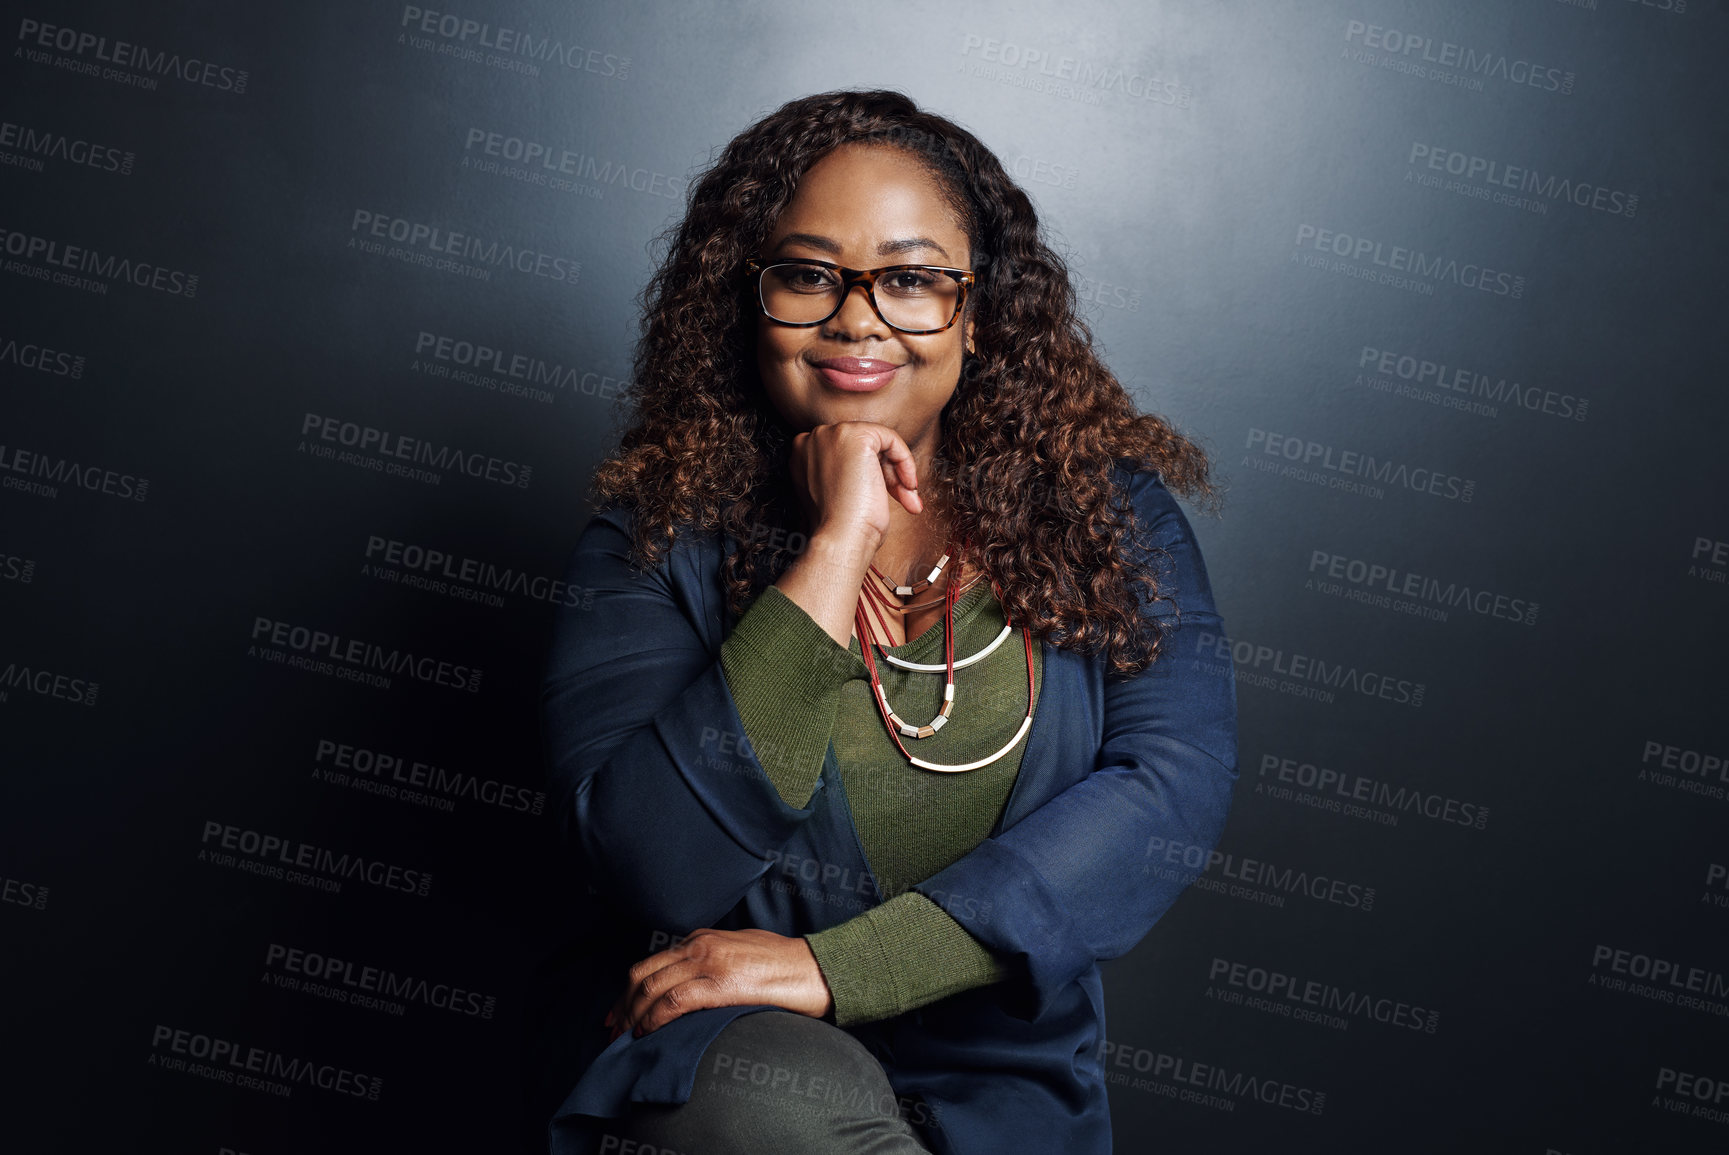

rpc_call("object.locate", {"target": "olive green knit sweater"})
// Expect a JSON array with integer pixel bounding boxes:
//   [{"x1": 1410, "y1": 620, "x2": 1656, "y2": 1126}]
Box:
[{"x1": 717, "y1": 579, "x2": 1044, "y2": 1027}]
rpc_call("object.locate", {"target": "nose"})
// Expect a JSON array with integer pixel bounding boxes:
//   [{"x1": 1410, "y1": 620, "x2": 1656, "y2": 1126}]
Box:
[{"x1": 823, "y1": 280, "x2": 888, "y2": 339}]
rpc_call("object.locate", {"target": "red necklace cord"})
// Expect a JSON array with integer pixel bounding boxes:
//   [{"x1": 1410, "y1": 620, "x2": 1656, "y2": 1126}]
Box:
[
  {"x1": 862, "y1": 568, "x2": 987, "y2": 617},
  {"x1": 861, "y1": 560, "x2": 1009, "y2": 672},
  {"x1": 861, "y1": 581, "x2": 899, "y2": 649},
  {"x1": 857, "y1": 569, "x2": 1036, "y2": 772},
  {"x1": 855, "y1": 557, "x2": 956, "y2": 739},
  {"x1": 868, "y1": 551, "x2": 951, "y2": 597}
]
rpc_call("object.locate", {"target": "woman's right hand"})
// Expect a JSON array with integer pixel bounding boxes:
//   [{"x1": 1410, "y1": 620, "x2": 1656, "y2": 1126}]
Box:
[
  {"x1": 787, "y1": 421, "x2": 922, "y2": 552},
  {"x1": 774, "y1": 421, "x2": 924, "y2": 648}
]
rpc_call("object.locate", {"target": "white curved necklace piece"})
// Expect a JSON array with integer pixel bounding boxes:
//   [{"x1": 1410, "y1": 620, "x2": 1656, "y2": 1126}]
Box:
[
  {"x1": 908, "y1": 714, "x2": 1034, "y2": 773},
  {"x1": 880, "y1": 623, "x2": 1014, "y2": 671}
]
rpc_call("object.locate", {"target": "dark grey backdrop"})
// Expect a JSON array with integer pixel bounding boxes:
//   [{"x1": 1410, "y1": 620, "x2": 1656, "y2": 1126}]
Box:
[{"x1": 3, "y1": 1, "x2": 1726, "y2": 1152}]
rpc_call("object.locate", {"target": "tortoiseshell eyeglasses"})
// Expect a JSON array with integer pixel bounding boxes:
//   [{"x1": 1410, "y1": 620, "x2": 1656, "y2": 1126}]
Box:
[{"x1": 745, "y1": 258, "x2": 974, "y2": 335}]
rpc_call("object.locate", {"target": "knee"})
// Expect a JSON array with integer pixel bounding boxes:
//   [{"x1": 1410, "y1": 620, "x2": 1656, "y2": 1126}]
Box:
[
  {"x1": 702, "y1": 1011, "x2": 892, "y2": 1097},
  {"x1": 608, "y1": 1012, "x2": 931, "y2": 1154},
  {"x1": 590, "y1": 1129, "x2": 692, "y2": 1155},
  {"x1": 697, "y1": 1011, "x2": 914, "y2": 1134}
]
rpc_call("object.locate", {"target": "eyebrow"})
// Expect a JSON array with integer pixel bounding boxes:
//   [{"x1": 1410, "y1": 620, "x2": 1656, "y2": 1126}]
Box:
[{"x1": 771, "y1": 232, "x2": 952, "y2": 261}]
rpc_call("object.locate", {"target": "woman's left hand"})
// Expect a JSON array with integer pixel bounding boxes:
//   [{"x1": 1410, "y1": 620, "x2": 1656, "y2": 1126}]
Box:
[{"x1": 605, "y1": 928, "x2": 835, "y2": 1041}]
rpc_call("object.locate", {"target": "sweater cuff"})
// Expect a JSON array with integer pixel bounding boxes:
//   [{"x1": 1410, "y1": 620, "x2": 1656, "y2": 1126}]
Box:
[
  {"x1": 719, "y1": 584, "x2": 864, "y2": 809},
  {"x1": 805, "y1": 891, "x2": 1011, "y2": 1027}
]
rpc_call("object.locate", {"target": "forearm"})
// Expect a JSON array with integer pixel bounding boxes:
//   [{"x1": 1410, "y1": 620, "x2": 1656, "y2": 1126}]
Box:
[
  {"x1": 545, "y1": 514, "x2": 847, "y2": 931},
  {"x1": 769, "y1": 530, "x2": 877, "y2": 647},
  {"x1": 804, "y1": 891, "x2": 1011, "y2": 1027},
  {"x1": 912, "y1": 719, "x2": 1236, "y2": 1012},
  {"x1": 549, "y1": 656, "x2": 813, "y2": 930},
  {"x1": 910, "y1": 470, "x2": 1240, "y2": 1018},
  {"x1": 718, "y1": 584, "x2": 862, "y2": 808}
]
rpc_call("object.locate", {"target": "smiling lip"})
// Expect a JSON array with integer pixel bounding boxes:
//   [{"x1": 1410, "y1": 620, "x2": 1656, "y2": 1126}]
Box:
[{"x1": 811, "y1": 356, "x2": 902, "y2": 392}]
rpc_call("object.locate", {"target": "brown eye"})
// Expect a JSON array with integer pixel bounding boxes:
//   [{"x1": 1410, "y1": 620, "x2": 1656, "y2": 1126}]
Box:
[
  {"x1": 881, "y1": 268, "x2": 941, "y2": 298},
  {"x1": 771, "y1": 263, "x2": 839, "y2": 293}
]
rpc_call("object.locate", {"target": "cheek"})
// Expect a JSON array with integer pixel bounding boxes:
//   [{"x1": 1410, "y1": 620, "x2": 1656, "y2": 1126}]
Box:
[
  {"x1": 917, "y1": 338, "x2": 965, "y2": 381},
  {"x1": 756, "y1": 325, "x2": 795, "y2": 378}
]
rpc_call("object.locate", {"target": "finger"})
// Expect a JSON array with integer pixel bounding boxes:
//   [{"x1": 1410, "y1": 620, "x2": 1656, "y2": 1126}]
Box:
[
  {"x1": 789, "y1": 434, "x2": 818, "y2": 507},
  {"x1": 888, "y1": 473, "x2": 923, "y2": 514},
  {"x1": 621, "y1": 957, "x2": 707, "y2": 1034},
  {"x1": 613, "y1": 945, "x2": 689, "y2": 1029},
  {"x1": 881, "y1": 463, "x2": 923, "y2": 515},
  {"x1": 626, "y1": 930, "x2": 712, "y2": 984},
  {"x1": 877, "y1": 430, "x2": 920, "y2": 498},
  {"x1": 636, "y1": 975, "x2": 725, "y2": 1035},
  {"x1": 875, "y1": 437, "x2": 922, "y2": 515},
  {"x1": 606, "y1": 991, "x2": 631, "y2": 1040}
]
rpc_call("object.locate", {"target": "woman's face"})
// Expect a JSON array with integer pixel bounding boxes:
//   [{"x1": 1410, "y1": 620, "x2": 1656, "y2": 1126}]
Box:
[{"x1": 755, "y1": 143, "x2": 974, "y2": 468}]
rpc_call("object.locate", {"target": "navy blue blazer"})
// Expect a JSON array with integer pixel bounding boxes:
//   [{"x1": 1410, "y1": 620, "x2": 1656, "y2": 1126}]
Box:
[{"x1": 540, "y1": 461, "x2": 1239, "y2": 1155}]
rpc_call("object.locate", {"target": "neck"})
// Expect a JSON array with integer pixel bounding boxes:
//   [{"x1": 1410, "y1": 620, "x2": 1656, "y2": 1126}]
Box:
[{"x1": 871, "y1": 474, "x2": 961, "y2": 587}]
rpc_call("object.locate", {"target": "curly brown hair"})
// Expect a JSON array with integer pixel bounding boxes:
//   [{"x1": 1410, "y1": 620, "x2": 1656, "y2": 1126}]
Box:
[{"x1": 590, "y1": 89, "x2": 1216, "y2": 676}]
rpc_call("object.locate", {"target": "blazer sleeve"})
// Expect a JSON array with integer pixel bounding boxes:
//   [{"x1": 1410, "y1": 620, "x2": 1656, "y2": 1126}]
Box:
[
  {"x1": 540, "y1": 507, "x2": 842, "y2": 931},
  {"x1": 910, "y1": 466, "x2": 1240, "y2": 1021}
]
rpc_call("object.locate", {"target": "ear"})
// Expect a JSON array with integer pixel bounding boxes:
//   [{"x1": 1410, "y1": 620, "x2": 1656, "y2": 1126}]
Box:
[{"x1": 964, "y1": 315, "x2": 975, "y2": 356}]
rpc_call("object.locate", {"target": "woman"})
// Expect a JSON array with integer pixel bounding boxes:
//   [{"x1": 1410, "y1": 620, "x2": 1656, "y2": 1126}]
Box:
[{"x1": 540, "y1": 89, "x2": 1237, "y2": 1154}]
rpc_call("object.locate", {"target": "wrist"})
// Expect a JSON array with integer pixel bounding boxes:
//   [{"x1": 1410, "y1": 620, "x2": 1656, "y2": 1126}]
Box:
[
  {"x1": 772, "y1": 538, "x2": 870, "y2": 649},
  {"x1": 796, "y1": 527, "x2": 879, "y2": 580},
  {"x1": 813, "y1": 520, "x2": 882, "y2": 558},
  {"x1": 801, "y1": 935, "x2": 837, "y2": 1021}
]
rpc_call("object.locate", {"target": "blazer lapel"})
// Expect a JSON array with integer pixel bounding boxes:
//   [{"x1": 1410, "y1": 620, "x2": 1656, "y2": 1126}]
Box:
[{"x1": 993, "y1": 640, "x2": 1102, "y2": 833}]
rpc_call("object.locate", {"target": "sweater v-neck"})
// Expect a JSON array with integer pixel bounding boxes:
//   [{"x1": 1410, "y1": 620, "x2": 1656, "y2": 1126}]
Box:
[{"x1": 846, "y1": 578, "x2": 996, "y2": 667}]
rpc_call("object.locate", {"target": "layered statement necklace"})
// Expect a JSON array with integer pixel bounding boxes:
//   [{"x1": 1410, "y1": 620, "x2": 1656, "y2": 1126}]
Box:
[{"x1": 853, "y1": 539, "x2": 1036, "y2": 773}]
